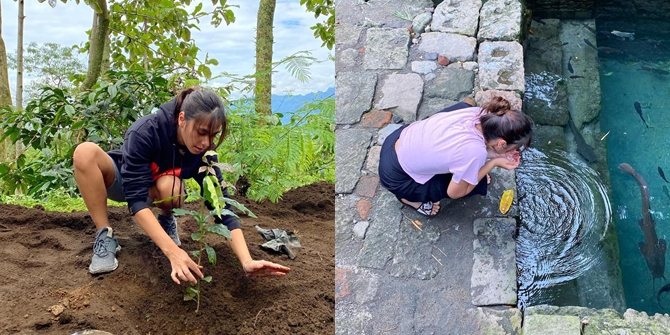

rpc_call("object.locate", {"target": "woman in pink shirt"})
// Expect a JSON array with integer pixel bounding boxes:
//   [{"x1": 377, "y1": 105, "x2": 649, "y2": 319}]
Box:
[{"x1": 378, "y1": 97, "x2": 533, "y2": 216}]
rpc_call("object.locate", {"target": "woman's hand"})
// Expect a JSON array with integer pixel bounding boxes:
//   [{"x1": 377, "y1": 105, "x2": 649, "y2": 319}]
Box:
[
  {"x1": 493, "y1": 156, "x2": 520, "y2": 170},
  {"x1": 243, "y1": 259, "x2": 291, "y2": 277},
  {"x1": 167, "y1": 247, "x2": 204, "y2": 285}
]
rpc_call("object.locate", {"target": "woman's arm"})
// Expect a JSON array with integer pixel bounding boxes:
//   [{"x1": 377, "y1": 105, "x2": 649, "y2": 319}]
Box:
[
  {"x1": 447, "y1": 157, "x2": 519, "y2": 199},
  {"x1": 229, "y1": 228, "x2": 291, "y2": 277},
  {"x1": 134, "y1": 208, "x2": 204, "y2": 284}
]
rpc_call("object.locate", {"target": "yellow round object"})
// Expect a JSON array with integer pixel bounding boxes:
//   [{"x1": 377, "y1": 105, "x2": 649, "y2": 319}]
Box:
[{"x1": 499, "y1": 189, "x2": 514, "y2": 214}]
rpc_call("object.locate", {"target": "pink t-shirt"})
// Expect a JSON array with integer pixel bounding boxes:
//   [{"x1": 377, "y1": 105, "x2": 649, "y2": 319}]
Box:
[{"x1": 396, "y1": 107, "x2": 487, "y2": 185}]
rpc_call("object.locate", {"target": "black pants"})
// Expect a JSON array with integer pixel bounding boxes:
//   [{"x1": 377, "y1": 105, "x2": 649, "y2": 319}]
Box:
[{"x1": 378, "y1": 102, "x2": 487, "y2": 203}]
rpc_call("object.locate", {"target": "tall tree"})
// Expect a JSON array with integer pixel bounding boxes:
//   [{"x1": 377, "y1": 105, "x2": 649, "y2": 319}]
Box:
[
  {"x1": 15, "y1": 0, "x2": 24, "y2": 159},
  {"x1": 80, "y1": 0, "x2": 109, "y2": 91},
  {"x1": 79, "y1": 0, "x2": 235, "y2": 89},
  {"x1": 254, "y1": 0, "x2": 276, "y2": 115},
  {"x1": 8, "y1": 42, "x2": 87, "y2": 99},
  {"x1": 0, "y1": 0, "x2": 14, "y2": 161}
]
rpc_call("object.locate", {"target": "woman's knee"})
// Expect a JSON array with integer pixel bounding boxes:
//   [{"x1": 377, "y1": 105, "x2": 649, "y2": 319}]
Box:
[
  {"x1": 152, "y1": 175, "x2": 186, "y2": 209},
  {"x1": 73, "y1": 142, "x2": 102, "y2": 169}
]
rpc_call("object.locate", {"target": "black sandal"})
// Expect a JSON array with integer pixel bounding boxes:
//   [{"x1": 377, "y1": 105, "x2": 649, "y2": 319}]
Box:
[{"x1": 405, "y1": 201, "x2": 439, "y2": 217}]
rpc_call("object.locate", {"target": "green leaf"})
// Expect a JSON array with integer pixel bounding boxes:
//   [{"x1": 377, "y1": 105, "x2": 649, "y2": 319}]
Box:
[
  {"x1": 71, "y1": 120, "x2": 85, "y2": 129},
  {"x1": 202, "y1": 65, "x2": 212, "y2": 79},
  {"x1": 108, "y1": 84, "x2": 117, "y2": 98},
  {"x1": 64, "y1": 105, "x2": 76, "y2": 117},
  {"x1": 202, "y1": 275, "x2": 212, "y2": 283},
  {"x1": 205, "y1": 244, "x2": 216, "y2": 266},
  {"x1": 206, "y1": 223, "x2": 231, "y2": 238},
  {"x1": 42, "y1": 148, "x2": 53, "y2": 159},
  {"x1": 207, "y1": 58, "x2": 219, "y2": 66},
  {"x1": 221, "y1": 197, "x2": 257, "y2": 218},
  {"x1": 203, "y1": 175, "x2": 221, "y2": 216},
  {"x1": 193, "y1": 2, "x2": 203, "y2": 14},
  {"x1": 191, "y1": 232, "x2": 203, "y2": 241},
  {"x1": 172, "y1": 208, "x2": 194, "y2": 216},
  {"x1": 187, "y1": 286, "x2": 199, "y2": 295},
  {"x1": 190, "y1": 250, "x2": 201, "y2": 258}
]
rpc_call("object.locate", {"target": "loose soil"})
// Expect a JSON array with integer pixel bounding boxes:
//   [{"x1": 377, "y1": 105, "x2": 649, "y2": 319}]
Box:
[{"x1": 0, "y1": 182, "x2": 334, "y2": 335}]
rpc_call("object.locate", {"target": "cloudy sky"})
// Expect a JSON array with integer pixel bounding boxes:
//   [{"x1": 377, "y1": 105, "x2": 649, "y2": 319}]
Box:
[{"x1": 1, "y1": 0, "x2": 334, "y2": 97}]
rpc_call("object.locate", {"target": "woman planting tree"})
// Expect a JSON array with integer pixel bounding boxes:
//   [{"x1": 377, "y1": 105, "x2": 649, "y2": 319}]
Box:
[{"x1": 73, "y1": 87, "x2": 290, "y2": 284}]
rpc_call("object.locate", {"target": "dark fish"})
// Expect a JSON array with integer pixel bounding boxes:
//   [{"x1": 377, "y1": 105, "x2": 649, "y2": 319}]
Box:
[
  {"x1": 562, "y1": 42, "x2": 569, "y2": 46},
  {"x1": 634, "y1": 101, "x2": 650, "y2": 128},
  {"x1": 639, "y1": 67, "x2": 670, "y2": 75},
  {"x1": 532, "y1": 16, "x2": 546, "y2": 25},
  {"x1": 597, "y1": 47, "x2": 624, "y2": 54},
  {"x1": 569, "y1": 118, "x2": 597, "y2": 163},
  {"x1": 568, "y1": 56, "x2": 574, "y2": 73},
  {"x1": 658, "y1": 280, "x2": 670, "y2": 308},
  {"x1": 660, "y1": 167, "x2": 669, "y2": 183},
  {"x1": 584, "y1": 39, "x2": 597, "y2": 50},
  {"x1": 581, "y1": 23, "x2": 598, "y2": 35},
  {"x1": 619, "y1": 163, "x2": 668, "y2": 287},
  {"x1": 570, "y1": 75, "x2": 584, "y2": 79}
]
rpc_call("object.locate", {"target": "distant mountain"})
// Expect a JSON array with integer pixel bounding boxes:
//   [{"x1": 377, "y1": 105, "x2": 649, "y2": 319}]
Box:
[{"x1": 272, "y1": 87, "x2": 334, "y2": 124}]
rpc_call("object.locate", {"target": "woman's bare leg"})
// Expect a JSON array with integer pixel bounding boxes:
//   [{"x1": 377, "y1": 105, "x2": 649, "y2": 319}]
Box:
[
  {"x1": 149, "y1": 175, "x2": 186, "y2": 216},
  {"x1": 73, "y1": 142, "x2": 116, "y2": 230}
]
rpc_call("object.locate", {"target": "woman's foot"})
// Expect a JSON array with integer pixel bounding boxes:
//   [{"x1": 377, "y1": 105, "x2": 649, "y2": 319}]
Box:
[{"x1": 401, "y1": 199, "x2": 440, "y2": 216}]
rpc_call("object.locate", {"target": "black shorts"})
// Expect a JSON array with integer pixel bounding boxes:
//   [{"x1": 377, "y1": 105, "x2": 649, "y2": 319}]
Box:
[{"x1": 378, "y1": 102, "x2": 487, "y2": 203}]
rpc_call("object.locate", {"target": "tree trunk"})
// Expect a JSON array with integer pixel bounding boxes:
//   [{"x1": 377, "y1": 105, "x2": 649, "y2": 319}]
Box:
[
  {"x1": 80, "y1": 0, "x2": 109, "y2": 91},
  {"x1": 15, "y1": 0, "x2": 24, "y2": 160},
  {"x1": 0, "y1": 0, "x2": 14, "y2": 162},
  {"x1": 254, "y1": 0, "x2": 275, "y2": 115}
]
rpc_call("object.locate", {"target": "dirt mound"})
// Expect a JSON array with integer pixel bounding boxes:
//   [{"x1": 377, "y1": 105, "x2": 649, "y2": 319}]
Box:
[{"x1": 0, "y1": 182, "x2": 334, "y2": 335}]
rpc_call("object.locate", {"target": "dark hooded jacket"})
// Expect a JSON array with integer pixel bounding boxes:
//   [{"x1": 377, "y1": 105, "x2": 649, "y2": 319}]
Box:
[{"x1": 107, "y1": 98, "x2": 240, "y2": 231}]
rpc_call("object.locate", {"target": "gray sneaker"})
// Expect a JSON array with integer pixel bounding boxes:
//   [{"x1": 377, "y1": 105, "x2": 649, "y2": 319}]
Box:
[
  {"x1": 158, "y1": 214, "x2": 181, "y2": 246},
  {"x1": 89, "y1": 227, "x2": 121, "y2": 274}
]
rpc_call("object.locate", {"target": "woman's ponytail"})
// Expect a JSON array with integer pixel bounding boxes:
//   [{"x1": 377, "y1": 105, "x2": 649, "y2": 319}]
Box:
[{"x1": 174, "y1": 86, "x2": 199, "y2": 120}]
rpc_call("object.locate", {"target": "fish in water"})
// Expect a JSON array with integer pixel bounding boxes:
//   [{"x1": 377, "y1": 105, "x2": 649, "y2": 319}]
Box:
[
  {"x1": 562, "y1": 42, "x2": 569, "y2": 46},
  {"x1": 597, "y1": 47, "x2": 624, "y2": 54},
  {"x1": 569, "y1": 118, "x2": 597, "y2": 163},
  {"x1": 634, "y1": 101, "x2": 650, "y2": 128},
  {"x1": 639, "y1": 67, "x2": 670, "y2": 75},
  {"x1": 619, "y1": 163, "x2": 668, "y2": 287},
  {"x1": 611, "y1": 30, "x2": 635, "y2": 40},
  {"x1": 570, "y1": 75, "x2": 584, "y2": 79},
  {"x1": 658, "y1": 282, "x2": 670, "y2": 308},
  {"x1": 584, "y1": 39, "x2": 597, "y2": 50},
  {"x1": 568, "y1": 56, "x2": 574, "y2": 73},
  {"x1": 581, "y1": 23, "x2": 598, "y2": 35},
  {"x1": 659, "y1": 166, "x2": 669, "y2": 183}
]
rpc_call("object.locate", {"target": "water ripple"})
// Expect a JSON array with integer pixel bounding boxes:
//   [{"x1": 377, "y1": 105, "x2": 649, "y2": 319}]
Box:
[{"x1": 516, "y1": 148, "x2": 612, "y2": 309}]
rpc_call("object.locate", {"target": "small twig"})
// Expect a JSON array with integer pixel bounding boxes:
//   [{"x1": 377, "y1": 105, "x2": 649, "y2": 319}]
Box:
[
  {"x1": 431, "y1": 254, "x2": 443, "y2": 266},
  {"x1": 316, "y1": 251, "x2": 323, "y2": 261},
  {"x1": 382, "y1": 326, "x2": 398, "y2": 333},
  {"x1": 0, "y1": 223, "x2": 10, "y2": 232},
  {"x1": 432, "y1": 245, "x2": 447, "y2": 257},
  {"x1": 254, "y1": 308, "x2": 266, "y2": 328}
]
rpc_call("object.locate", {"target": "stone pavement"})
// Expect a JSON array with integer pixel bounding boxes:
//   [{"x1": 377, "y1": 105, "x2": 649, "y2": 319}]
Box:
[{"x1": 335, "y1": 1, "x2": 526, "y2": 334}]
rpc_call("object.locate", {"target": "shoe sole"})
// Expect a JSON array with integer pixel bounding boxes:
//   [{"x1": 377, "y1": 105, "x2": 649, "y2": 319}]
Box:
[{"x1": 88, "y1": 245, "x2": 121, "y2": 275}]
